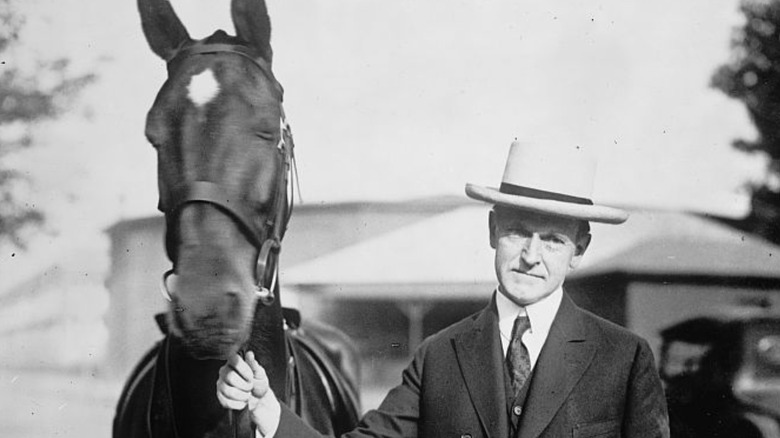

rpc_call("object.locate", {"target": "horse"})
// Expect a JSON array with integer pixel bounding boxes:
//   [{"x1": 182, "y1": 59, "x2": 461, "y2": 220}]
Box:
[{"x1": 112, "y1": 0, "x2": 361, "y2": 436}]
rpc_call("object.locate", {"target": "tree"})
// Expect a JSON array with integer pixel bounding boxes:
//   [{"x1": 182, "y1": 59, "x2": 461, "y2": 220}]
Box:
[
  {"x1": 0, "y1": 0, "x2": 95, "y2": 248},
  {"x1": 0, "y1": 1, "x2": 95, "y2": 247},
  {"x1": 711, "y1": 0, "x2": 780, "y2": 243}
]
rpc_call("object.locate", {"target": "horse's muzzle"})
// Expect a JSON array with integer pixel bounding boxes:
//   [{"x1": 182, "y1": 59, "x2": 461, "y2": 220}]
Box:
[{"x1": 169, "y1": 295, "x2": 252, "y2": 359}]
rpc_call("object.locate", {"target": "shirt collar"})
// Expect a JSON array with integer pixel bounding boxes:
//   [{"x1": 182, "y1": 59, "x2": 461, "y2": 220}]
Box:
[{"x1": 496, "y1": 286, "x2": 562, "y2": 343}]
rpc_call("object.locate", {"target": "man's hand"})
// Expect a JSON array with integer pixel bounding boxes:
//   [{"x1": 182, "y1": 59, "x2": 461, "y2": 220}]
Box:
[{"x1": 216, "y1": 351, "x2": 281, "y2": 437}]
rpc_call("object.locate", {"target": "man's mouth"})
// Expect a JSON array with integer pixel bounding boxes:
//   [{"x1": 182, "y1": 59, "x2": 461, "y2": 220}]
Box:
[{"x1": 512, "y1": 269, "x2": 543, "y2": 280}]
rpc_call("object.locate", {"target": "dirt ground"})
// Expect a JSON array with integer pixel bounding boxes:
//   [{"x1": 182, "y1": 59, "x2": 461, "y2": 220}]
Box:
[{"x1": 0, "y1": 368, "x2": 122, "y2": 438}]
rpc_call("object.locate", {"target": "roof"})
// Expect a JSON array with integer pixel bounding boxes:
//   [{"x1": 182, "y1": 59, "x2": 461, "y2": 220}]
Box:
[
  {"x1": 573, "y1": 210, "x2": 780, "y2": 279},
  {"x1": 281, "y1": 207, "x2": 780, "y2": 299},
  {"x1": 281, "y1": 205, "x2": 496, "y2": 299}
]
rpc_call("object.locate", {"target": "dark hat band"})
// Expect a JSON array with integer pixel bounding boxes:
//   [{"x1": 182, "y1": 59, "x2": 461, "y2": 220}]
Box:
[{"x1": 499, "y1": 183, "x2": 593, "y2": 206}]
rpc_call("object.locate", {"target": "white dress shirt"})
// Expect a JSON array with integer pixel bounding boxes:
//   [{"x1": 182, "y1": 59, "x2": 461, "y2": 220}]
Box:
[{"x1": 495, "y1": 286, "x2": 562, "y2": 368}]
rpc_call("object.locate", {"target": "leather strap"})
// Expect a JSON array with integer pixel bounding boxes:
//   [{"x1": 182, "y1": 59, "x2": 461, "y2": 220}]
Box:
[
  {"x1": 167, "y1": 43, "x2": 283, "y2": 99},
  {"x1": 167, "y1": 181, "x2": 265, "y2": 249}
]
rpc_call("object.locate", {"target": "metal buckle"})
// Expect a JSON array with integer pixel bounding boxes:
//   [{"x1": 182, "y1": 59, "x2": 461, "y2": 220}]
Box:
[
  {"x1": 255, "y1": 239, "x2": 280, "y2": 305},
  {"x1": 160, "y1": 269, "x2": 175, "y2": 302}
]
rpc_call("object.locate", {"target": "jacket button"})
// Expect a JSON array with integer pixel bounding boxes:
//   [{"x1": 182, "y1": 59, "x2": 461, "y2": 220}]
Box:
[{"x1": 513, "y1": 405, "x2": 523, "y2": 416}]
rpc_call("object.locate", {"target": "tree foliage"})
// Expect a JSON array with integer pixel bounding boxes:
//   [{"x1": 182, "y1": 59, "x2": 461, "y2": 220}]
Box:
[
  {"x1": 712, "y1": 0, "x2": 780, "y2": 243},
  {"x1": 0, "y1": 0, "x2": 95, "y2": 247}
]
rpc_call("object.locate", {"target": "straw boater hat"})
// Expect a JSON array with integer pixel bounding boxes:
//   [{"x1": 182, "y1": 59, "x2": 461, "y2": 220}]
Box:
[{"x1": 465, "y1": 140, "x2": 628, "y2": 224}]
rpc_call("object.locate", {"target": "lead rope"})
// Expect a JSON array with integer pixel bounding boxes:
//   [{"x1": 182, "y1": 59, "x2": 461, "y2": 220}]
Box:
[{"x1": 231, "y1": 348, "x2": 245, "y2": 438}]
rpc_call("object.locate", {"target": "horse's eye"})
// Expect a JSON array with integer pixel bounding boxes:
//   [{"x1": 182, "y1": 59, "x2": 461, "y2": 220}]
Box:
[{"x1": 256, "y1": 132, "x2": 276, "y2": 142}]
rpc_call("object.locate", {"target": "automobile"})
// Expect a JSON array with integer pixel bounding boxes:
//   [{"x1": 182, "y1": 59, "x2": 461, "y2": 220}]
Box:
[{"x1": 659, "y1": 310, "x2": 780, "y2": 438}]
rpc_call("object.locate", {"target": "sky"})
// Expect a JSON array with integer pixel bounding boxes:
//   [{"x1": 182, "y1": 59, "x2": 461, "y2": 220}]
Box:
[{"x1": 2, "y1": 0, "x2": 769, "y2": 261}]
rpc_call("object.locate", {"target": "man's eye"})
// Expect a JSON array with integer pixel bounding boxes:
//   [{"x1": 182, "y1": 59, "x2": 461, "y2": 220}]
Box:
[{"x1": 542, "y1": 235, "x2": 567, "y2": 248}]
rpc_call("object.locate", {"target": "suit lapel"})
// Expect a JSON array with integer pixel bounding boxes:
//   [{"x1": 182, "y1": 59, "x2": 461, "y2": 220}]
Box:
[
  {"x1": 453, "y1": 299, "x2": 509, "y2": 438},
  {"x1": 517, "y1": 293, "x2": 597, "y2": 438}
]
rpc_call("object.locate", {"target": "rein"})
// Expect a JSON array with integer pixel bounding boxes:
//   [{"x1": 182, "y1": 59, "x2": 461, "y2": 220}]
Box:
[{"x1": 159, "y1": 42, "x2": 297, "y2": 307}]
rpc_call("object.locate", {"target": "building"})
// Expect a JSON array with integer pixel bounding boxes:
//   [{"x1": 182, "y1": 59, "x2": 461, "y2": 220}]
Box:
[
  {"x1": 0, "y1": 236, "x2": 110, "y2": 371},
  {"x1": 101, "y1": 198, "x2": 780, "y2": 407},
  {"x1": 567, "y1": 210, "x2": 780, "y2": 356},
  {"x1": 102, "y1": 197, "x2": 464, "y2": 378}
]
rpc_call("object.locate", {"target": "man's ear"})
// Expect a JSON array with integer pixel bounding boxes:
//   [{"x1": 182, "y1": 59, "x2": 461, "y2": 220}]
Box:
[
  {"x1": 488, "y1": 210, "x2": 498, "y2": 249},
  {"x1": 569, "y1": 233, "x2": 591, "y2": 270}
]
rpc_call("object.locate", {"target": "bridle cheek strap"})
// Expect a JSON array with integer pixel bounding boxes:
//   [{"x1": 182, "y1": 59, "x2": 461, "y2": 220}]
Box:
[{"x1": 256, "y1": 114, "x2": 296, "y2": 305}]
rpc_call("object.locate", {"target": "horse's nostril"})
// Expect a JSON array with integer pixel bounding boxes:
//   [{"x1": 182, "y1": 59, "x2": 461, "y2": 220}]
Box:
[{"x1": 170, "y1": 303, "x2": 190, "y2": 335}]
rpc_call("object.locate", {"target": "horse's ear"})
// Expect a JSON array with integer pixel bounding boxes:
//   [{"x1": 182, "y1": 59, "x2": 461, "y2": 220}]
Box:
[
  {"x1": 231, "y1": 0, "x2": 273, "y2": 63},
  {"x1": 137, "y1": 0, "x2": 191, "y2": 60}
]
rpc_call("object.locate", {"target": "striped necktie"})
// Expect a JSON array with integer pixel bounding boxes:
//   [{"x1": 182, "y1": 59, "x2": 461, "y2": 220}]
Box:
[{"x1": 506, "y1": 315, "x2": 532, "y2": 395}]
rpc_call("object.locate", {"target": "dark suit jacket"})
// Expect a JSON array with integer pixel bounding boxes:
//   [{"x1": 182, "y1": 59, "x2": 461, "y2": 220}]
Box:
[{"x1": 277, "y1": 292, "x2": 670, "y2": 438}]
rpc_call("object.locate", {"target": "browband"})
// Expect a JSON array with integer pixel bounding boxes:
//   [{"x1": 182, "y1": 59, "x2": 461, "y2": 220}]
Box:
[{"x1": 166, "y1": 43, "x2": 284, "y2": 99}]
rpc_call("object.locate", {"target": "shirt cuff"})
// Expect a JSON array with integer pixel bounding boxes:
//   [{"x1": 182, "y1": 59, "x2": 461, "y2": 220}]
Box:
[
  {"x1": 255, "y1": 420, "x2": 278, "y2": 438},
  {"x1": 253, "y1": 396, "x2": 281, "y2": 438}
]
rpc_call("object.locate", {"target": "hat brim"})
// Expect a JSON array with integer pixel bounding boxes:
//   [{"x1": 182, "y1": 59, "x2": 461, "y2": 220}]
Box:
[{"x1": 465, "y1": 183, "x2": 628, "y2": 224}]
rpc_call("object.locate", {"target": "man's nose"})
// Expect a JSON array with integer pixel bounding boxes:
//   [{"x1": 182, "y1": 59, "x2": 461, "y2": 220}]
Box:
[{"x1": 520, "y1": 234, "x2": 542, "y2": 265}]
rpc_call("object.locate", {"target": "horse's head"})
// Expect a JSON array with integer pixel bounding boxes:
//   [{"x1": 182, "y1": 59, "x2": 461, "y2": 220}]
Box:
[{"x1": 138, "y1": 0, "x2": 292, "y2": 359}]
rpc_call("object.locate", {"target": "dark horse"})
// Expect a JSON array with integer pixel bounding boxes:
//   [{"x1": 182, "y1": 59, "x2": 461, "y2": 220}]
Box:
[{"x1": 113, "y1": 0, "x2": 360, "y2": 436}]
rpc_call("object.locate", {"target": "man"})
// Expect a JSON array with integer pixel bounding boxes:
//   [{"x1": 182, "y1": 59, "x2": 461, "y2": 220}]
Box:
[{"x1": 217, "y1": 140, "x2": 670, "y2": 438}]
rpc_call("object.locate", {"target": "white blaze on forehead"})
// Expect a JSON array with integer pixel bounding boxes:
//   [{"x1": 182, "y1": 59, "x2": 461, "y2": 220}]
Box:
[{"x1": 187, "y1": 69, "x2": 220, "y2": 107}]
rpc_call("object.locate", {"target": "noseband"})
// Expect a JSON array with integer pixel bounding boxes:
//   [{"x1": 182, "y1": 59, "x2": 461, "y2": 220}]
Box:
[{"x1": 158, "y1": 43, "x2": 296, "y2": 307}]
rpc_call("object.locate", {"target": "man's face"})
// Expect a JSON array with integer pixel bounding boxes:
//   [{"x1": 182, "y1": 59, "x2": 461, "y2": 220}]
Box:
[{"x1": 490, "y1": 208, "x2": 590, "y2": 306}]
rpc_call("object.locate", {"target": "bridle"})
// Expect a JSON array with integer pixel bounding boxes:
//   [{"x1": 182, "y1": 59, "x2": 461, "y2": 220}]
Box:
[
  {"x1": 157, "y1": 42, "x2": 297, "y2": 308},
  {"x1": 145, "y1": 41, "x2": 300, "y2": 438}
]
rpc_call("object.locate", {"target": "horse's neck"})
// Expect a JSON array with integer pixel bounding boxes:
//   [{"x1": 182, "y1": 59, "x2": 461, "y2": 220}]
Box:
[
  {"x1": 166, "y1": 339, "x2": 232, "y2": 436},
  {"x1": 246, "y1": 286, "x2": 289, "y2": 397}
]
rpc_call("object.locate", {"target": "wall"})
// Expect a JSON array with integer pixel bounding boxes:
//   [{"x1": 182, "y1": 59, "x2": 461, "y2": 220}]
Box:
[
  {"x1": 102, "y1": 200, "x2": 462, "y2": 378},
  {"x1": 104, "y1": 217, "x2": 169, "y2": 378}
]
